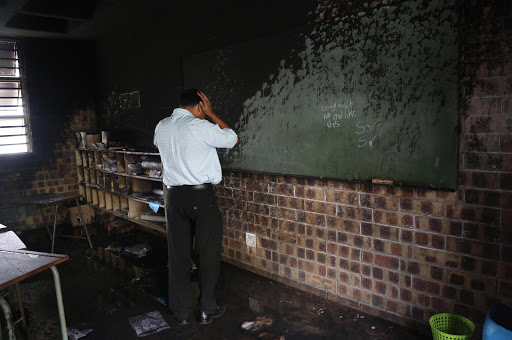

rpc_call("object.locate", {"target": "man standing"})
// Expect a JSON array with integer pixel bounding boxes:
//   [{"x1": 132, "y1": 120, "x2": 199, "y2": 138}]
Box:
[{"x1": 154, "y1": 89, "x2": 238, "y2": 325}]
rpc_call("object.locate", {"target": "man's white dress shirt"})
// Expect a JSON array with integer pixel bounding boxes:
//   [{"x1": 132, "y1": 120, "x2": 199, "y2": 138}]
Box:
[{"x1": 154, "y1": 108, "x2": 238, "y2": 187}]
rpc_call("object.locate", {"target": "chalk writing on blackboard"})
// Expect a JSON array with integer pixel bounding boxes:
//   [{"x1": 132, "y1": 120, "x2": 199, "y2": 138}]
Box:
[
  {"x1": 321, "y1": 100, "x2": 356, "y2": 128},
  {"x1": 356, "y1": 121, "x2": 384, "y2": 148}
]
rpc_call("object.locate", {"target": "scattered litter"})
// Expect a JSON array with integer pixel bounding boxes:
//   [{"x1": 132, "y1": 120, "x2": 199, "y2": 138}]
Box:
[
  {"x1": 241, "y1": 316, "x2": 273, "y2": 332},
  {"x1": 128, "y1": 311, "x2": 169, "y2": 337},
  {"x1": 371, "y1": 326, "x2": 376, "y2": 330},
  {"x1": 131, "y1": 277, "x2": 141, "y2": 283},
  {"x1": 105, "y1": 244, "x2": 122, "y2": 252},
  {"x1": 67, "y1": 328, "x2": 93, "y2": 340},
  {"x1": 152, "y1": 296, "x2": 167, "y2": 306},
  {"x1": 360, "y1": 315, "x2": 365, "y2": 319},
  {"x1": 242, "y1": 321, "x2": 263, "y2": 332},
  {"x1": 317, "y1": 309, "x2": 325, "y2": 315},
  {"x1": 338, "y1": 315, "x2": 343, "y2": 319},
  {"x1": 256, "y1": 316, "x2": 273, "y2": 327},
  {"x1": 105, "y1": 308, "x2": 117, "y2": 317},
  {"x1": 122, "y1": 243, "x2": 151, "y2": 258}
]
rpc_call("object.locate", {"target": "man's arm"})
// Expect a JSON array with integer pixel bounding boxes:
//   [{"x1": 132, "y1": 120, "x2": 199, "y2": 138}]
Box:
[{"x1": 198, "y1": 91, "x2": 239, "y2": 144}]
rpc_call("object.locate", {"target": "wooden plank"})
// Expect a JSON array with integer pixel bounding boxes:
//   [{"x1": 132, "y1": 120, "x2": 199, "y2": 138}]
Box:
[
  {"x1": 75, "y1": 149, "x2": 82, "y2": 167},
  {"x1": 105, "y1": 192, "x2": 112, "y2": 211},
  {"x1": 98, "y1": 190, "x2": 105, "y2": 208}
]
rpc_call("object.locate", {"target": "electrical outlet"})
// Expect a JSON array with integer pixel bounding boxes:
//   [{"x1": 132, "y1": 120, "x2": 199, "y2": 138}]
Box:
[{"x1": 246, "y1": 232, "x2": 256, "y2": 248}]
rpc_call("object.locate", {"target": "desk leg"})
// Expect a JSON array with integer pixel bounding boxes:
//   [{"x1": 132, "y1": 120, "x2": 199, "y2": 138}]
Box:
[
  {"x1": 50, "y1": 266, "x2": 68, "y2": 340},
  {"x1": 15, "y1": 284, "x2": 26, "y2": 330},
  {"x1": 74, "y1": 199, "x2": 93, "y2": 249},
  {"x1": 0, "y1": 295, "x2": 16, "y2": 340},
  {"x1": 12, "y1": 205, "x2": 17, "y2": 231},
  {"x1": 51, "y1": 203, "x2": 59, "y2": 254},
  {"x1": 38, "y1": 206, "x2": 53, "y2": 242}
]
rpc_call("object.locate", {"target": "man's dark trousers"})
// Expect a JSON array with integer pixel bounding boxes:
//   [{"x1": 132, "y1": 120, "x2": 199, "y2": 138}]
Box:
[{"x1": 166, "y1": 184, "x2": 223, "y2": 320}]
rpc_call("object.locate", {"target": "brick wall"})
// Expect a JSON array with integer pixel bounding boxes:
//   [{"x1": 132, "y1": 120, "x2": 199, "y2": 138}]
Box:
[
  {"x1": 218, "y1": 0, "x2": 512, "y2": 330},
  {"x1": 0, "y1": 108, "x2": 96, "y2": 228}
]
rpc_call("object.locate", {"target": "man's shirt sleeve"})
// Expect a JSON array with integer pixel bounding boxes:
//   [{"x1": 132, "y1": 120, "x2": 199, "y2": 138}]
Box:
[{"x1": 199, "y1": 121, "x2": 238, "y2": 149}]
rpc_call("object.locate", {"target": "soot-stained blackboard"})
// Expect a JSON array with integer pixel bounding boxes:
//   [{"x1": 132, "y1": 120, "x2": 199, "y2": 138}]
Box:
[{"x1": 184, "y1": 0, "x2": 458, "y2": 189}]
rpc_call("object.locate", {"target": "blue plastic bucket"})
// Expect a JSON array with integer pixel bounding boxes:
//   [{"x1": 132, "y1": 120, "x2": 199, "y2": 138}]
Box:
[{"x1": 482, "y1": 304, "x2": 512, "y2": 340}]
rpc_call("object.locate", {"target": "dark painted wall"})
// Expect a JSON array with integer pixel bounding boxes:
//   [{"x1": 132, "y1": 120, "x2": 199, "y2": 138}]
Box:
[
  {"x1": 1, "y1": 38, "x2": 96, "y2": 172},
  {"x1": 95, "y1": 0, "x2": 315, "y2": 147}
]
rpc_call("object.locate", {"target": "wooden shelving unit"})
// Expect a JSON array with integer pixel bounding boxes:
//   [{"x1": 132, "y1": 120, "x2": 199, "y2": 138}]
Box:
[{"x1": 75, "y1": 148, "x2": 166, "y2": 233}]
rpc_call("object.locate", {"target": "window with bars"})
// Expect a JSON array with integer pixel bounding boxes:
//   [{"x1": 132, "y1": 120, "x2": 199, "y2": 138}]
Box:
[{"x1": 0, "y1": 40, "x2": 30, "y2": 155}]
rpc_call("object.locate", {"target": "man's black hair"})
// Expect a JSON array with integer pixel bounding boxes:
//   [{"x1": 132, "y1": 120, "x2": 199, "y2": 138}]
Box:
[{"x1": 179, "y1": 88, "x2": 201, "y2": 107}]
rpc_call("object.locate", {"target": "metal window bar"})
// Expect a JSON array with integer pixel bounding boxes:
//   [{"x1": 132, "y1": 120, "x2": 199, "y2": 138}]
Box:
[
  {"x1": 0, "y1": 40, "x2": 29, "y2": 154},
  {"x1": 0, "y1": 143, "x2": 27, "y2": 147}
]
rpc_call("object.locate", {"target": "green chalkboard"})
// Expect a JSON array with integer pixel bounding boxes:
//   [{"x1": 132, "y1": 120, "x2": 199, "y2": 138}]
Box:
[{"x1": 184, "y1": 0, "x2": 458, "y2": 189}]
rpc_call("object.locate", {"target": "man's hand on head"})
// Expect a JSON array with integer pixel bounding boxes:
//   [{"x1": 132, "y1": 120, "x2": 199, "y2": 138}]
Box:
[
  {"x1": 196, "y1": 91, "x2": 235, "y2": 137},
  {"x1": 198, "y1": 91, "x2": 215, "y2": 118}
]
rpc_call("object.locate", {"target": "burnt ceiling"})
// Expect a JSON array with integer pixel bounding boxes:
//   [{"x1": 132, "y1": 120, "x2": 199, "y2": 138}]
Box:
[{"x1": 0, "y1": 0, "x2": 121, "y2": 39}]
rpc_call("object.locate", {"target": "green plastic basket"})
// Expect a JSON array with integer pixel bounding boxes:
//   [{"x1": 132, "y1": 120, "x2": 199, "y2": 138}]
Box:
[{"x1": 429, "y1": 313, "x2": 475, "y2": 340}]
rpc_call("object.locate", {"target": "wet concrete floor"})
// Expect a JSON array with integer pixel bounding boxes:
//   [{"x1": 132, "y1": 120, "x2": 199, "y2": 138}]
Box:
[{"x1": 8, "y1": 225, "x2": 431, "y2": 339}]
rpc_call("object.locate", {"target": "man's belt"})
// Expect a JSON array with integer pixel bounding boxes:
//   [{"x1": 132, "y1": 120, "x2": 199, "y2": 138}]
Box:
[{"x1": 167, "y1": 183, "x2": 213, "y2": 190}]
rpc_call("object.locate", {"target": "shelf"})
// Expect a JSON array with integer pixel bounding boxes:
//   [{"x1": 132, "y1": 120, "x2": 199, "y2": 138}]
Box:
[
  {"x1": 116, "y1": 172, "x2": 162, "y2": 182},
  {"x1": 76, "y1": 148, "x2": 160, "y2": 156},
  {"x1": 76, "y1": 146, "x2": 166, "y2": 235},
  {"x1": 93, "y1": 169, "x2": 162, "y2": 182},
  {"x1": 92, "y1": 204, "x2": 166, "y2": 233},
  {"x1": 126, "y1": 194, "x2": 164, "y2": 208},
  {"x1": 120, "y1": 150, "x2": 160, "y2": 156},
  {"x1": 81, "y1": 189, "x2": 162, "y2": 206}
]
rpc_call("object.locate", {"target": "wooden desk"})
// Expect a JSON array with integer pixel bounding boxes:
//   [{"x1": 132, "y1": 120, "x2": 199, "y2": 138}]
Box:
[
  {"x1": 0, "y1": 249, "x2": 69, "y2": 340},
  {"x1": 9, "y1": 192, "x2": 93, "y2": 253}
]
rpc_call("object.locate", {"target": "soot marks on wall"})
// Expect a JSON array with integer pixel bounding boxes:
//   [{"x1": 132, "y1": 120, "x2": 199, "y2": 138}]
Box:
[
  {"x1": 186, "y1": 0, "x2": 458, "y2": 188},
  {"x1": 0, "y1": 38, "x2": 96, "y2": 229},
  {"x1": 22, "y1": 38, "x2": 96, "y2": 159}
]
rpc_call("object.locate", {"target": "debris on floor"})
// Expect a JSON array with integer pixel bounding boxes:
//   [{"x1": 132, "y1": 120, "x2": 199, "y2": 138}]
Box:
[
  {"x1": 67, "y1": 328, "x2": 93, "y2": 340},
  {"x1": 15, "y1": 227, "x2": 431, "y2": 339},
  {"x1": 105, "y1": 218, "x2": 135, "y2": 234},
  {"x1": 241, "y1": 316, "x2": 274, "y2": 332},
  {"x1": 128, "y1": 311, "x2": 170, "y2": 337},
  {"x1": 242, "y1": 320, "x2": 263, "y2": 332},
  {"x1": 122, "y1": 242, "x2": 151, "y2": 258}
]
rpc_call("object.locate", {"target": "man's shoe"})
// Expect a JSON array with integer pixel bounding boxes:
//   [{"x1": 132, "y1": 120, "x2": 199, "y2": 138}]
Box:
[
  {"x1": 174, "y1": 314, "x2": 190, "y2": 326},
  {"x1": 198, "y1": 305, "x2": 226, "y2": 325},
  {"x1": 176, "y1": 318, "x2": 189, "y2": 326}
]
